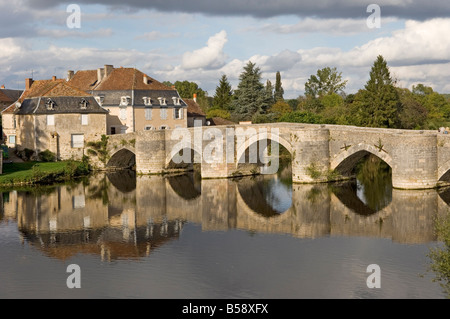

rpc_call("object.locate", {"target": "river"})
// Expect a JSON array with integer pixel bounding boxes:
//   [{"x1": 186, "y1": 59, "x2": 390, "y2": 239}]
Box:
[{"x1": 0, "y1": 157, "x2": 448, "y2": 299}]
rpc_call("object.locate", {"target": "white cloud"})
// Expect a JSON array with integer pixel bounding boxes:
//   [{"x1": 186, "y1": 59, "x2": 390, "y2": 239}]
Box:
[
  {"x1": 37, "y1": 28, "x2": 113, "y2": 39},
  {"x1": 181, "y1": 30, "x2": 228, "y2": 70}
]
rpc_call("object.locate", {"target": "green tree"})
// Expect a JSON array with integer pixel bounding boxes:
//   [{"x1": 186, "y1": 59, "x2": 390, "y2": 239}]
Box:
[
  {"x1": 270, "y1": 100, "x2": 292, "y2": 120},
  {"x1": 213, "y1": 74, "x2": 233, "y2": 110},
  {"x1": 233, "y1": 61, "x2": 267, "y2": 121},
  {"x1": 174, "y1": 80, "x2": 206, "y2": 99},
  {"x1": 304, "y1": 67, "x2": 347, "y2": 98},
  {"x1": 278, "y1": 111, "x2": 323, "y2": 124},
  {"x1": 274, "y1": 71, "x2": 284, "y2": 101},
  {"x1": 352, "y1": 55, "x2": 402, "y2": 128},
  {"x1": 265, "y1": 79, "x2": 275, "y2": 107},
  {"x1": 397, "y1": 88, "x2": 428, "y2": 129}
]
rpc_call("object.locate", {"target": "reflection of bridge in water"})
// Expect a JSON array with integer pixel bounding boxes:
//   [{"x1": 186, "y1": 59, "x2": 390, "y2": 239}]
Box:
[{"x1": 2, "y1": 171, "x2": 450, "y2": 260}]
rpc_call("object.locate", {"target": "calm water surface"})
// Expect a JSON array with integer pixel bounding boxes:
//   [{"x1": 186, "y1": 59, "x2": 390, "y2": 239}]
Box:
[{"x1": 0, "y1": 162, "x2": 448, "y2": 299}]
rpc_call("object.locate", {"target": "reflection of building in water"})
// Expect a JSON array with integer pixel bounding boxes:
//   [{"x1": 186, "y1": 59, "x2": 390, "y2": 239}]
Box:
[{"x1": 3, "y1": 170, "x2": 450, "y2": 261}]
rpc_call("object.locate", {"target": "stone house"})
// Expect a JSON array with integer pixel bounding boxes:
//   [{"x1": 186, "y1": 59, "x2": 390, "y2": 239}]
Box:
[
  {"x1": 185, "y1": 95, "x2": 207, "y2": 127},
  {"x1": 67, "y1": 65, "x2": 187, "y2": 134},
  {"x1": 1, "y1": 78, "x2": 107, "y2": 160}
]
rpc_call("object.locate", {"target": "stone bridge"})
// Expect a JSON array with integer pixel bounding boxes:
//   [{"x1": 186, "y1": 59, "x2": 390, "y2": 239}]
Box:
[{"x1": 102, "y1": 123, "x2": 450, "y2": 189}]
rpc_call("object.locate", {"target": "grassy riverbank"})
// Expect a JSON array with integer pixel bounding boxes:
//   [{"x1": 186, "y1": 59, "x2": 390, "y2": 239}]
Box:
[{"x1": 0, "y1": 160, "x2": 90, "y2": 187}]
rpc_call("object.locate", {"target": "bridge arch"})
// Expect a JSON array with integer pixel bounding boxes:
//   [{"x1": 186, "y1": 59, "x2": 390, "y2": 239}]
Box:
[
  {"x1": 235, "y1": 131, "x2": 293, "y2": 167},
  {"x1": 331, "y1": 143, "x2": 393, "y2": 176},
  {"x1": 437, "y1": 159, "x2": 450, "y2": 182},
  {"x1": 107, "y1": 147, "x2": 136, "y2": 169}
]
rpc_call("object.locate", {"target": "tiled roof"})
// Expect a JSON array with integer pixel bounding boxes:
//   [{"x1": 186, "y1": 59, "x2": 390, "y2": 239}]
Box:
[
  {"x1": 43, "y1": 82, "x2": 90, "y2": 97},
  {"x1": 0, "y1": 89, "x2": 23, "y2": 102},
  {"x1": 68, "y1": 70, "x2": 99, "y2": 91},
  {"x1": 185, "y1": 99, "x2": 206, "y2": 117},
  {"x1": 94, "y1": 68, "x2": 174, "y2": 91},
  {"x1": 0, "y1": 90, "x2": 12, "y2": 103},
  {"x1": 19, "y1": 79, "x2": 65, "y2": 102}
]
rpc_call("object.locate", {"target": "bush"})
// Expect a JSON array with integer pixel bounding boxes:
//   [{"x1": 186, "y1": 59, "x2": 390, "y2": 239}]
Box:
[
  {"x1": 206, "y1": 108, "x2": 231, "y2": 120},
  {"x1": 16, "y1": 148, "x2": 36, "y2": 161},
  {"x1": 39, "y1": 150, "x2": 56, "y2": 162}
]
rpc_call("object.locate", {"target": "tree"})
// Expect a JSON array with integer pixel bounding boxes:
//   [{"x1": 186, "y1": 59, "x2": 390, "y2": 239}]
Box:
[
  {"x1": 270, "y1": 100, "x2": 292, "y2": 120},
  {"x1": 304, "y1": 67, "x2": 347, "y2": 98},
  {"x1": 174, "y1": 80, "x2": 206, "y2": 99},
  {"x1": 264, "y1": 79, "x2": 275, "y2": 107},
  {"x1": 213, "y1": 74, "x2": 233, "y2": 110},
  {"x1": 274, "y1": 71, "x2": 284, "y2": 101},
  {"x1": 233, "y1": 61, "x2": 267, "y2": 121},
  {"x1": 397, "y1": 88, "x2": 428, "y2": 129},
  {"x1": 352, "y1": 55, "x2": 402, "y2": 128}
]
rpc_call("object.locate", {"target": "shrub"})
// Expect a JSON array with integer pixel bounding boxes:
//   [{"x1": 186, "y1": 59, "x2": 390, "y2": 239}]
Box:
[
  {"x1": 206, "y1": 108, "x2": 231, "y2": 120},
  {"x1": 39, "y1": 150, "x2": 56, "y2": 162}
]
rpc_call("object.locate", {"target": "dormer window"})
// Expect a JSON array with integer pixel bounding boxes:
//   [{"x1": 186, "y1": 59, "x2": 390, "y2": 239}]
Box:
[
  {"x1": 120, "y1": 96, "x2": 131, "y2": 106},
  {"x1": 95, "y1": 95, "x2": 105, "y2": 106},
  {"x1": 158, "y1": 97, "x2": 167, "y2": 106},
  {"x1": 46, "y1": 98, "x2": 55, "y2": 110},
  {"x1": 172, "y1": 97, "x2": 181, "y2": 106},
  {"x1": 79, "y1": 98, "x2": 89, "y2": 109},
  {"x1": 143, "y1": 97, "x2": 152, "y2": 106}
]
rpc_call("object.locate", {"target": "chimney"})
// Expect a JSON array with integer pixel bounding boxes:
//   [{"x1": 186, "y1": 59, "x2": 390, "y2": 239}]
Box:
[
  {"x1": 1, "y1": 85, "x2": 5, "y2": 89},
  {"x1": 67, "y1": 70, "x2": 74, "y2": 81},
  {"x1": 104, "y1": 65, "x2": 114, "y2": 78},
  {"x1": 97, "y1": 68, "x2": 105, "y2": 83},
  {"x1": 193, "y1": 93, "x2": 197, "y2": 103},
  {"x1": 143, "y1": 75, "x2": 148, "y2": 85},
  {"x1": 25, "y1": 78, "x2": 34, "y2": 90},
  {"x1": 52, "y1": 76, "x2": 57, "y2": 81}
]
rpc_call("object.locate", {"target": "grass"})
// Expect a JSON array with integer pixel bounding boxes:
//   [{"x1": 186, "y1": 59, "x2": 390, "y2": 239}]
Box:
[{"x1": 0, "y1": 161, "x2": 90, "y2": 187}]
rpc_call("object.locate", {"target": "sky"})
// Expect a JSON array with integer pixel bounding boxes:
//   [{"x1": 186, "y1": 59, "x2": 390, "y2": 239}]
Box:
[{"x1": 1, "y1": 0, "x2": 450, "y2": 98}]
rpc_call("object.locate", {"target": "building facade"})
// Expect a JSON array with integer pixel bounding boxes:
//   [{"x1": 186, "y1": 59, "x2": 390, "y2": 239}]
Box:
[
  {"x1": 1, "y1": 79, "x2": 107, "y2": 160},
  {"x1": 68, "y1": 65, "x2": 187, "y2": 134}
]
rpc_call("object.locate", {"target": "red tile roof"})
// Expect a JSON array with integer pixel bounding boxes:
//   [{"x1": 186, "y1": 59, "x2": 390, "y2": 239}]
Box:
[
  {"x1": 92, "y1": 68, "x2": 174, "y2": 91},
  {"x1": 185, "y1": 98, "x2": 206, "y2": 117},
  {"x1": 68, "y1": 70, "x2": 99, "y2": 91}
]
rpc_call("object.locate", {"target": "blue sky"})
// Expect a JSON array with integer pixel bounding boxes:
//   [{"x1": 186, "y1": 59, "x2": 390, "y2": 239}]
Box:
[{"x1": 1, "y1": 1, "x2": 450, "y2": 98}]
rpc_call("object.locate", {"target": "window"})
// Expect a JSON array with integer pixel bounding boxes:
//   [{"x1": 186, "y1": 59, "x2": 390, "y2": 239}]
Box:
[
  {"x1": 13, "y1": 116, "x2": 16, "y2": 129},
  {"x1": 160, "y1": 108, "x2": 167, "y2": 120},
  {"x1": 160, "y1": 125, "x2": 169, "y2": 130},
  {"x1": 120, "y1": 127, "x2": 127, "y2": 134},
  {"x1": 144, "y1": 125, "x2": 154, "y2": 131},
  {"x1": 81, "y1": 114, "x2": 88, "y2": 125},
  {"x1": 95, "y1": 95, "x2": 105, "y2": 105},
  {"x1": 71, "y1": 134, "x2": 84, "y2": 148},
  {"x1": 8, "y1": 135, "x2": 16, "y2": 145},
  {"x1": 47, "y1": 114, "x2": 55, "y2": 126},
  {"x1": 172, "y1": 97, "x2": 181, "y2": 106},
  {"x1": 158, "y1": 97, "x2": 167, "y2": 106},
  {"x1": 143, "y1": 97, "x2": 152, "y2": 106},
  {"x1": 79, "y1": 98, "x2": 89, "y2": 109},
  {"x1": 120, "y1": 108, "x2": 127, "y2": 120},
  {"x1": 145, "y1": 108, "x2": 152, "y2": 120},
  {"x1": 46, "y1": 98, "x2": 55, "y2": 110},
  {"x1": 120, "y1": 96, "x2": 130, "y2": 106},
  {"x1": 174, "y1": 108, "x2": 183, "y2": 119},
  {"x1": 111, "y1": 127, "x2": 116, "y2": 135}
]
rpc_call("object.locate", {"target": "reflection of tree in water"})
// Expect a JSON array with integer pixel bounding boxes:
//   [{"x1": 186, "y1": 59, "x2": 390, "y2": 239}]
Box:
[
  {"x1": 330, "y1": 154, "x2": 392, "y2": 215},
  {"x1": 237, "y1": 175, "x2": 292, "y2": 217},
  {"x1": 428, "y1": 212, "x2": 450, "y2": 297},
  {"x1": 355, "y1": 154, "x2": 392, "y2": 212}
]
